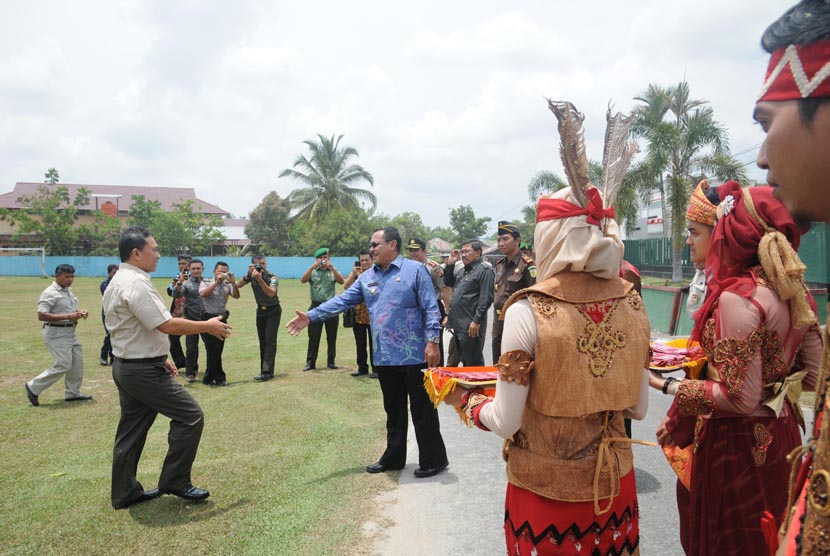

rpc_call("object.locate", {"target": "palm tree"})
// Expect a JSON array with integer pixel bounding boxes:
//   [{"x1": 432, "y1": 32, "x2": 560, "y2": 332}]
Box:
[
  {"x1": 631, "y1": 81, "x2": 748, "y2": 281},
  {"x1": 279, "y1": 134, "x2": 376, "y2": 223},
  {"x1": 526, "y1": 161, "x2": 643, "y2": 234}
]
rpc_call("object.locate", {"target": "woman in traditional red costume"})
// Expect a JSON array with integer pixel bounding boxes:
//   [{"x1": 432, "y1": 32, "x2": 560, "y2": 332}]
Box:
[
  {"x1": 446, "y1": 100, "x2": 651, "y2": 556},
  {"x1": 652, "y1": 182, "x2": 822, "y2": 556}
]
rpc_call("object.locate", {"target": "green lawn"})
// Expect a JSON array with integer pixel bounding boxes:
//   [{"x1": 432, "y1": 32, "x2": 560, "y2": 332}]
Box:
[{"x1": 0, "y1": 276, "x2": 392, "y2": 556}]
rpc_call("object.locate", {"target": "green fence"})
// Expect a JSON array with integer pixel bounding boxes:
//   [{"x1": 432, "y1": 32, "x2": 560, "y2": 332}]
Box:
[{"x1": 624, "y1": 223, "x2": 830, "y2": 287}]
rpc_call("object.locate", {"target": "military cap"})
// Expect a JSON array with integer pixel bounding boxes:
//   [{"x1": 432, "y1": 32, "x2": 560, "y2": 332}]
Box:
[
  {"x1": 497, "y1": 221, "x2": 520, "y2": 237},
  {"x1": 314, "y1": 247, "x2": 330, "y2": 257},
  {"x1": 407, "y1": 238, "x2": 427, "y2": 250}
]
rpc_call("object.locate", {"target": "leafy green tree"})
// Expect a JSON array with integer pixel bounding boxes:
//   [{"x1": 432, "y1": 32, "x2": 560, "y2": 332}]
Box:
[
  {"x1": 631, "y1": 81, "x2": 748, "y2": 281},
  {"x1": 44, "y1": 167, "x2": 60, "y2": 185},
  {"x1": 0, "y1": 179, "x2": 90, "y2": 255},
  {"x1": 449, "y1": 205, "x2": 491, "y2": 244},
  {"x1": 388, "y1": 211, "x2": 429, "y2": 243},
  {"x1": 289, "y1": 206, "x2": 381, "y2": 256},
  {"x1": 127, "y1": 195, "x2": 225, "y2": 256},
  {"x1": 280, "y1": 134, "x2": 376, "y2": 223},
  {"x1": 429, "y1": 226, "x2": 456, "y2": 244},
  {"x1": 77, "y1": 212, "x2": 121, "y2": 256},
  {"x1": 245, "y1": 192, "x2": 293, "y2": 255}
]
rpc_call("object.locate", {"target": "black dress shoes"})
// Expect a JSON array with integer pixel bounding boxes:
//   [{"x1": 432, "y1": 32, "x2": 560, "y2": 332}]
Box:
[
  {"x1": 327, "y1": 364, "x2": 339, "y2": 370},
  {"x1": 366, "y1": 461, "x2": 404, "y2": 474},
  {"x1": 302, "y1": 365, "x2": 315, "y2": 372},
  {"x1": 65, "y1": 394, "x2": 93, "y2": 402},
  {"x1": 161, "y1": 484, "x2": 210, "y2": 501},
  {"x1": 113, "y1": 488, "x2": 161, "y2": 509},
  {"x1": 414, "y1": 462, "x2": 448, "y2": 478},
  {"x1": 350, "y1": 370, "x2": 368, "y2": 377},
  {"x1": 254, "y1": 373, "x2": 274, "y2": 382},
  {"x1": 368, "y1": 373, "x2": 379, "y2": 379},
  {"x1": 25, "y1": 384, "x2": 39, "y2": 406}
]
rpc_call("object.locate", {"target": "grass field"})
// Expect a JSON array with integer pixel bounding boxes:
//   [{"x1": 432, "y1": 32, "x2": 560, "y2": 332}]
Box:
[{"x1": 0, "y1": 275, "x2": 393, "y2": 556}]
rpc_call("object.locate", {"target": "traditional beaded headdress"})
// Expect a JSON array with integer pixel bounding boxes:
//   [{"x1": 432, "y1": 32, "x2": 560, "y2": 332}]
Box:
[
  {"x1": 758, "y1": 40, "x2": 830, "y2": 101},
  {"x1": 686, "y1": 179, "x2": 718, "y2": 227}
]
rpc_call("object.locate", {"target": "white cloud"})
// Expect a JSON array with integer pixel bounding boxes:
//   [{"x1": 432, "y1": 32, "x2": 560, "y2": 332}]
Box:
[{"x1": 0, "y1": 0, "x2": 791, "y2": 230}]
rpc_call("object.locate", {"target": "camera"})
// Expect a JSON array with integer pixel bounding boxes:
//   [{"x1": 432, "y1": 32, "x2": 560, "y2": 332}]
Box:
[
  {"x1": 217, "y1": 272, "x2": 227, "y2": 280},
  {"x1": 319, "y1": 260, "x2": 328, "y2": 267},
  {"x1": 183, "y1": 270, "x2": 190, "y2": 278},
  {"x1": 254, "y1": 264, "x2": 263, "y2": 272}
]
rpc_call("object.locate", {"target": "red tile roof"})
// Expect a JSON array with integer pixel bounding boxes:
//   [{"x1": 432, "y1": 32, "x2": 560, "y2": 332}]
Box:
[{"x1": 0, "y1": 182, "x2": 229, "y2": 216}]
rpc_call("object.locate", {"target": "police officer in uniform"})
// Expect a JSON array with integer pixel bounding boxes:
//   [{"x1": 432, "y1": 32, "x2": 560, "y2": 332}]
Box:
[
  {"x1": 407, "y1": 238, "x2": 446, "y2": 366},
  {"x1": 492, "y1": 221, "x2": 535, "y2": 362}
]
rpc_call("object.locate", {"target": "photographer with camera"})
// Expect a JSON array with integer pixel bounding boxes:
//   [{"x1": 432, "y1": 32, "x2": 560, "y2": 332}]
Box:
[
  {"x1": 236, "y1": 255, "x2": 281, "y2": 382},
  {"x1": 198, "y1": 262, "x2": 239, "y2": 386},
  {"x1": 343, "y1": 250, "x2": 375, "y2": 378},
  {"x1": 166, "y1": 255, "x2": 191, "y2": 369},
  {"x1": 299, "y1": 247, "x2": 344, "y2": 371},
  {"x1": 172, "y1": 259, "x2": 206, "y2": 383}
]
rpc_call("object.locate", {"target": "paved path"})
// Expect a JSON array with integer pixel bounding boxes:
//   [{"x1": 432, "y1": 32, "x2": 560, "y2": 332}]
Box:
[{"x1": 367, "y1": 379, "x2": 815, "y2": 555}]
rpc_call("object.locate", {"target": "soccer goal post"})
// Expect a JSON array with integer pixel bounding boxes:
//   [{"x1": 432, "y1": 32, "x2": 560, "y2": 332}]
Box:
[{"x1": 0, "y1": 247, "x2": 47, "y2": 277}]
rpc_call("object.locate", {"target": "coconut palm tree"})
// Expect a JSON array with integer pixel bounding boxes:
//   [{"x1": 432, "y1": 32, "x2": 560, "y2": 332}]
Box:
[
  {"x1": 631, "y1": 81, "x2": 748, "y2": 281},
  {"x1": 279, "y1": 134, "x2": 376, "y2": 223}
]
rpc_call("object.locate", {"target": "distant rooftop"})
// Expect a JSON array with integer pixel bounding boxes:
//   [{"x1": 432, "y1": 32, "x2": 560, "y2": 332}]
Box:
[{"x1": 0, "y1": 182, "x2": 230, "y2": 216}]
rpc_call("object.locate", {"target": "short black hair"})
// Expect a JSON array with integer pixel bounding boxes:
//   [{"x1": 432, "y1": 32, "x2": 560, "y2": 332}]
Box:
[
  {"x1": 214, "y1": 261, "x2": 229, "y2": 270},
  {"x1": 54, "y1": 263, "x2": 75, "y2": 276},
  {"x1": 107, "y1": 264, "x2": 119, "y2": 273},
  {"x1": 251, "y1": 254, "x2": 264, "y2": 263},
  {"x1": 761, "y1": 1, "x2": 830, "y2": 125},
  {"x1": 119, "y1": 226, "x2": 152, "y2": 262},
  {"x1": 358, "y1": 249, "x2": 370, "y2": 257},
  {"x1": 177, "y1": 254, "x2": 192, "y2": 262},
  {"x1": 375, "y1": 227, "x2": 402, "y2": 253},
  {"x1": 189, "y1": 259, "x2": 204, "y2": 268},
  {"x1": 461, "y1": 239, "x2": 483, "y2": 253}
]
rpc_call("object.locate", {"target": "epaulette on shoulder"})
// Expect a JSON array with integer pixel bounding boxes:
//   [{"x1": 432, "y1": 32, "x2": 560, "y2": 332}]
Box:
[{"x1": 522, "y1": 255, "x2": 535, "y2": 265}]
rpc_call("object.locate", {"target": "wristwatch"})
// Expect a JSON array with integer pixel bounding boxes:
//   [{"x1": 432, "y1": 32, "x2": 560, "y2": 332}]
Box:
[{"x1": 427, "y1": 336, "x2": 441, "y2": 344}]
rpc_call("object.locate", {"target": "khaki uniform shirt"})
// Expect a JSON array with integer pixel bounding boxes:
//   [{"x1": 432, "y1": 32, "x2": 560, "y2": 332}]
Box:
[
  {"x1": 494, "y1": 252, "x2": 536, "y2": 317},
  {"x1": 37, "y1": 282, "x2": 78, "y2": 324},
  {"x1": 103, "y1": 263, "x2": 172, "y2": 359}
]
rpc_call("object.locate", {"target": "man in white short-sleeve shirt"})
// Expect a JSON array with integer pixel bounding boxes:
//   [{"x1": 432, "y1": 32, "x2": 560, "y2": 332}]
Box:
[{"x1": 103, "y1": 226, "x2": 230, "y2": 510}]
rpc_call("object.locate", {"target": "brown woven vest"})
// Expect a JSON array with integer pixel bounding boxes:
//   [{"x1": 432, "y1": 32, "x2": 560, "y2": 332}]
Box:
[{"x1": 501, "y1": 272, "x2": 651, "y2": 502}]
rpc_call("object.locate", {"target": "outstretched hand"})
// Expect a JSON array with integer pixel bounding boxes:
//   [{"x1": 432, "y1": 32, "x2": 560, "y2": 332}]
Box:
[
  {"x1": 286, "y1": 311, "x2": 310, "y2": 336},
  {"x1": 205, "y1": 315, "x2": 232, "y2": 341}
]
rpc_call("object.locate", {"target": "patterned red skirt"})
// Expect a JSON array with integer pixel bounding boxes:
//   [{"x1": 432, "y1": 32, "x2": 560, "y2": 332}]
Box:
[{"x1": 504, "y1": 470, "x2": 639, "y2": 555}]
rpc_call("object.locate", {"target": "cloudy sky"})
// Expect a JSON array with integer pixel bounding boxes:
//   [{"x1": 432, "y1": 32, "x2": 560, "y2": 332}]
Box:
[{"x1": 0, "y1": 1, "x2": 791, "y2": 232}]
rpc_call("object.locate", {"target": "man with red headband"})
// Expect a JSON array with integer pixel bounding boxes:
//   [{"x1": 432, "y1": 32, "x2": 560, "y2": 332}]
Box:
[{"x1": 757, "y1": 3, "x2": 830, "y2": 554}]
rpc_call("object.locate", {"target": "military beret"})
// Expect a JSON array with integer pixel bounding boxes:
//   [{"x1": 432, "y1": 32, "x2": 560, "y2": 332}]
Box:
[{"x1": 314, "y1": 247, "x2": 329, "y2": 257}]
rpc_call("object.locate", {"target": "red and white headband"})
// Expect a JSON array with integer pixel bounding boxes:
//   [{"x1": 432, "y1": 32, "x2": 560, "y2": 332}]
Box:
[{"x1": 758, "y1": 40, "x2": 830, "y2": 101}]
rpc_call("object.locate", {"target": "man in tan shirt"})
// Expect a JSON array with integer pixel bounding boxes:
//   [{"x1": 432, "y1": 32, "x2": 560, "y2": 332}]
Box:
[
  {"x1": 103, "y1": 226, "x2": 230, "y2": 509},
  {"x1": 25, "y1": 263, "x2": 92, "y2": 406}
]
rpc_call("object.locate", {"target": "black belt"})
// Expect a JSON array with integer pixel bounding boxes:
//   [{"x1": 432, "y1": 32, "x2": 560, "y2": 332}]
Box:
[
  {"x1": 44, "y1": 323, "x2": 76, "y2": 328},
  {"x1": 113, "y1": 356, "x2": 167, "y2": 364}
]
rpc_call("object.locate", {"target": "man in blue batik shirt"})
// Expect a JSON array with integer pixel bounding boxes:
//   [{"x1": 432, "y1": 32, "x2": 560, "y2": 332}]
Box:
[{"x1": 287, "y1": 226, "x2": 449, "y2": 479}]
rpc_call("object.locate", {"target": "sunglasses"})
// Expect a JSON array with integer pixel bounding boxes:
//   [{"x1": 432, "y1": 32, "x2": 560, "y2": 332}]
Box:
[{"x1": 369, "y1": 240, "x2": 391, "y2": 249}]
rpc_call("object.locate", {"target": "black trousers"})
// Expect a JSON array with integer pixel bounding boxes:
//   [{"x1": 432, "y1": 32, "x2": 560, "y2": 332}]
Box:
[
  {"x1": 100, "y1": 310, "x2": 113, "y2": 363},
  {"x1": 376, "y1": 363, "x2": 448, "y2": 469},
  {"x1": 169, "y1": 335, "x2": 185, "y2": 369},
  {"x1": 453, "y1": 328, "x2": 486, "y2": 367},
  {"x1": 352, "y1": 323, "x2": 373, "y2": 372},
  {"x1": 491, "y1": 317, "x2": 504, "y2": 363},
  {"x1": 185, "y1": 332, "x2": 201, "y2": 378},
  {"x1": 202, "y1": 312, "x2": 226, "y2": 384},
  {"x1": 256, "y1": 305, "x2": 282, "y2": 376},
  {"x1": 111, "y1": 359, "x2": 204, "y2": 508},
  {"x1": 306, "y1": 301, "x2": 338, "y2": 367}
]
